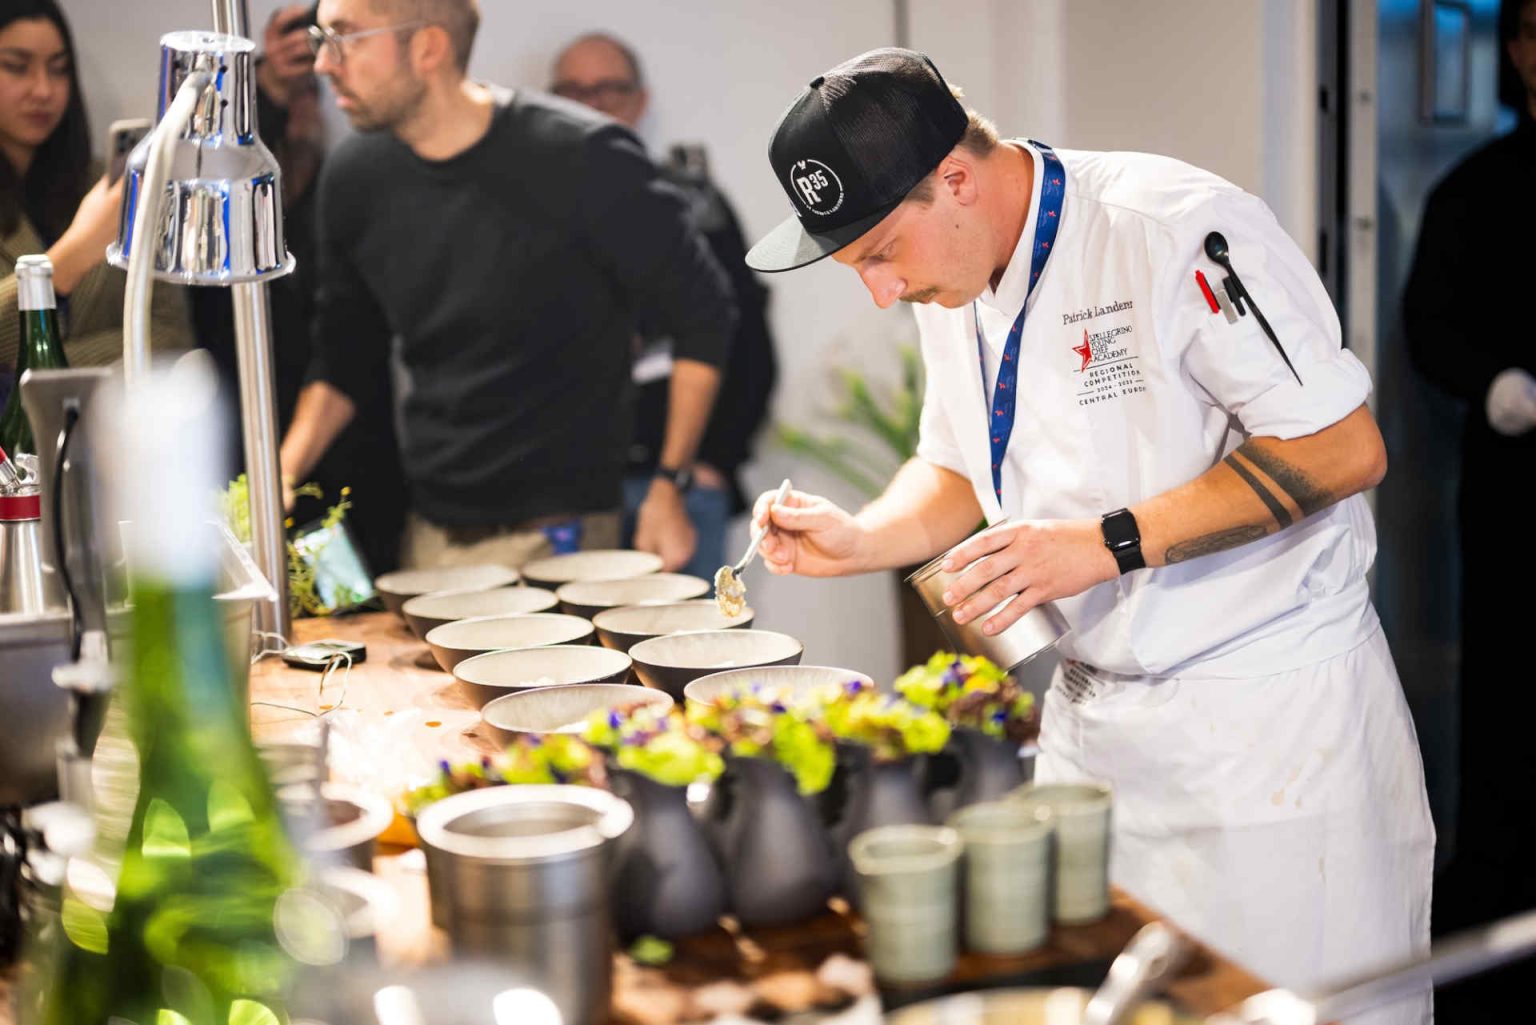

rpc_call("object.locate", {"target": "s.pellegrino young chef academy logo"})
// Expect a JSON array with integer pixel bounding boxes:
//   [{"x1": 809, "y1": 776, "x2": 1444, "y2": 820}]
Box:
[{"x1": 790, "y1": 159, "x2": 844, "y2": 217}]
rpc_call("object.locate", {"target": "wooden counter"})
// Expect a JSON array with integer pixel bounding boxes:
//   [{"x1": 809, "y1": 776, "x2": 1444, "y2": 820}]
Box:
[
  {"x1": 2, "y1": 611, "x2": 1271, "y2": 1024},
  {"x1": 252, "y1": 612, "x2": 1272, "y2": 1022}
]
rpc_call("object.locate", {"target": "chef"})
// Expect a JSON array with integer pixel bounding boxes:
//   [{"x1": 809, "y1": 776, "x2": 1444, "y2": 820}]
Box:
[{"x1": 746, "y1": 48, "x2": 1433, "y2": 1021}]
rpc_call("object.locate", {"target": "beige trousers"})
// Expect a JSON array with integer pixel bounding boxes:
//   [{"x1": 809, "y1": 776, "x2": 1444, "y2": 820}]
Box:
[{"x1": 399, "y1": 511, "x2": 622, "y2": 572}]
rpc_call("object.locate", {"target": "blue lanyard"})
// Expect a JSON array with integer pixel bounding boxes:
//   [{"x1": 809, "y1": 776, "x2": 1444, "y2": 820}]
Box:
[{"x1": 975, "y1": 141, "x2": 1066, "y2": 504}]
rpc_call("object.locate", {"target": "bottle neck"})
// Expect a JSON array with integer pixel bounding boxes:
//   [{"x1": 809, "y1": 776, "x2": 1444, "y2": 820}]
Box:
[{"x1": 13, "y1": 308, "x2": 65, "y2": 377}]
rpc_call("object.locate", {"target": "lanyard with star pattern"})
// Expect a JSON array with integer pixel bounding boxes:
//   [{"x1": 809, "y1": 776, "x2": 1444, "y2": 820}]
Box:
[{"x1": 974, "y1": 140, "x2": 1065, "y2": 505}]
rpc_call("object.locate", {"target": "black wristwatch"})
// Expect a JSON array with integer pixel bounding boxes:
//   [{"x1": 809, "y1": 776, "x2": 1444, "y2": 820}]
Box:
[
  {"x1": 1101, "y1": 508, "x2": 1146, "y2": 574},
  {"x1": 653, "y1": 463, "x2": 694, "y2": 492}
]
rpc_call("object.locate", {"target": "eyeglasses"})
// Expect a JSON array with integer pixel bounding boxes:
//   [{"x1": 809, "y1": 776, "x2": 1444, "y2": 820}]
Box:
[
  {"x1": 306, "y1": 21, "x2": 427, "y2": 65},
  {"x1": 550, "y1": 79, "x2": 640, "y2": 106}
]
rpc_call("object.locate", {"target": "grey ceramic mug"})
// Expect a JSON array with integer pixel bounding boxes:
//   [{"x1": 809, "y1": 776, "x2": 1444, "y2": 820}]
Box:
[
  {"x1": 947, "y1": 799, "x2": 1054, "y2": 954},
  {"x1": 1009, "y1": 781, "x2": 1113, "y2": 923},
  {"x1": 848, "y1": 824, "x2": 964, "y2": 984}
]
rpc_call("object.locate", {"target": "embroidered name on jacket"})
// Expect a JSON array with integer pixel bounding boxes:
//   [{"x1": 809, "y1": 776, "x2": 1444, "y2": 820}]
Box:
[{"x1": 1061, "y1": 299, "x2": 1134, "y2": 325}]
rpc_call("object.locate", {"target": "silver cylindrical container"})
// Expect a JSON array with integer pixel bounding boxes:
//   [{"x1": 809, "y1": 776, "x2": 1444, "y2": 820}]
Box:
[
  {"x1": 907, "y1": 537, "x2": 1069, "y2": 672},
  {"x1": 108, "y1": 31, "x2": 293, "y2": 283},
  {"x1": 277, "y1": 782, "x2": 394, "y2": 872},
  {"x1": 415, "y1": 785, "x2": 634, "y2": 1025},
  {"x1": 0, "y1": 489, "x2": 63, "y2": 615}
]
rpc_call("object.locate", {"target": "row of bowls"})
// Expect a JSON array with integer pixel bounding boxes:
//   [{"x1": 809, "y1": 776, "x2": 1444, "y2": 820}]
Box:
[
  {"x1": 477, "y1": 663, "x2": 874, "y2": 740},
  {"x1": 371, "y1": 552, "x2": 809, "y2": 708}
]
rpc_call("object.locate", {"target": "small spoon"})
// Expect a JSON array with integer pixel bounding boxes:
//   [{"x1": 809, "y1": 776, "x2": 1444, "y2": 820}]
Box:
[{"x1": 714, "y1": 478, "x2": 792, "y2": 617}]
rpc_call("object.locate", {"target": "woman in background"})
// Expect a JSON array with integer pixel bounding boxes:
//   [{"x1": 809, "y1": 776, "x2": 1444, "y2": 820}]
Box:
[{"x1": 0, "y1": 0, "x2": 189, "y2": 399}]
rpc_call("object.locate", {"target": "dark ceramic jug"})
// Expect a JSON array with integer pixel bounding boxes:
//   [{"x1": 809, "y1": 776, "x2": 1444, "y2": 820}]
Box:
[
  {"x1": 608, "y1": 768, "x2": 728, "y2": 940},
  {"x1": 831, "y1": 743, "x2": 934, "y2": 896},
  {"x1": 929, "y1": 726, "x2": 1029, "y2": 820},
  {"x1": 711, "y1": 755, "x2": 836, "y2": 927}
]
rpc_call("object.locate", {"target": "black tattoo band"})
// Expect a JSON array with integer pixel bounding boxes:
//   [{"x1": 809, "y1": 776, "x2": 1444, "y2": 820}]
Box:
[
  {"x1": 1166, "y1": 524, "x2": 1269, "y2": 564},
  {"x1": 1237, "y1": 445, "x2": 1331, "y2": 518},
  {"x1": 1223, "y1": 454, "x2": 1293, "y2": 529}
]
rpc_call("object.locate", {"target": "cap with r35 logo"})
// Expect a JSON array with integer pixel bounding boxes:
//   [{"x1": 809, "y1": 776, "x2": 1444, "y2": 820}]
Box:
[{"x1": 745, "y1": 47, "x2": 968, "y2": 273}]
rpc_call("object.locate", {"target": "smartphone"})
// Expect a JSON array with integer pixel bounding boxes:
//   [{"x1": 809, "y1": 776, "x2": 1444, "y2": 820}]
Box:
[
  {"x1": 281, "y1": 639, "x2": 368, "y2": 671},
  {"x1": 106, "y1": 118, "x2": 152, "y2": 185}
]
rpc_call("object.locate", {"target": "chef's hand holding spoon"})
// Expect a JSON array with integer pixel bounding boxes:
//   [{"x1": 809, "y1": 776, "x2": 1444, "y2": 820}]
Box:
[{"x1": 752, "y1": 487, "x2": 867, "y2": 578}]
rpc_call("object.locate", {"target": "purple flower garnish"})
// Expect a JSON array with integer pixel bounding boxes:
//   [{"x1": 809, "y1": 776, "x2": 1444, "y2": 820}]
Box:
[
  {"x1": 437, "y1": 758, "x2": 452, "y2": 775},
  {"x1": 608, "y1": 711, "x2": 622, "y2": 728}
]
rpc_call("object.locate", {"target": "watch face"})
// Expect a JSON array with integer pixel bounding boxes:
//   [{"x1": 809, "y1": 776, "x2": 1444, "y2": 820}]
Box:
[{"x1": 1102, "y1": 510, "x2": 1139, "y2": 549}]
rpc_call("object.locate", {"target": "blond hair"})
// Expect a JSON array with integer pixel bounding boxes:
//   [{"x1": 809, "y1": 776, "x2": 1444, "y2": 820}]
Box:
[{"x1": 904, "y1": 93, "x2": 999, "y2": 204}]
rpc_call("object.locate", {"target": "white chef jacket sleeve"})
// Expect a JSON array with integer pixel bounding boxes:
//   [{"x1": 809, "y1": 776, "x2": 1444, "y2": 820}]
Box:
[{"x1": 1166, "y1": 191, "x2": 1372, "y2": 439}]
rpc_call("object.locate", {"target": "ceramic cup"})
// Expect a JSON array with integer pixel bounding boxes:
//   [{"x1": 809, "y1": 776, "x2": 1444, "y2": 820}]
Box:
[
  {"x1": 1009, "y1": 781, "x2": 1112, "y2": 924},
  {"x1": 847, "y1": 824, "x2": 963, "y2": 985},
  {"x1": 946, "y1": 799, "x2": 1054, "y2": 954}
]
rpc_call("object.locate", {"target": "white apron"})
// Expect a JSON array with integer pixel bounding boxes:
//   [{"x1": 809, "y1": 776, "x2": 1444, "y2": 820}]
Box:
[{"x1": 910, "y1": 143, "x2": 1434, "y2": 1021}]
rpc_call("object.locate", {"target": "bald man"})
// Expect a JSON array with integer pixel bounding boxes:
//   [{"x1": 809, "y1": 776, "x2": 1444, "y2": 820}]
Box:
[{"x1": 552, "y1": 33, "x2": 778, "y2": 578}]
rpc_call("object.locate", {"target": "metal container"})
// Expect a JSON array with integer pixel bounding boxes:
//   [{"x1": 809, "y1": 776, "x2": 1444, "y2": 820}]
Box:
[
  {"x1": 278, "y1": 782, "x2": 394, "y2": 871},
  {"x1": 907, "y1": 541, "x2": 1069, "y2": 672},
  {"x1": 415, "y1": 785, "x2": 633, "y2": 1025},
  {"x1": 0, "y1": 489, "x2": 64, "y2": 615},
  {"x1": 0, "y1": 528, "x2": 272, "y2": 808}
]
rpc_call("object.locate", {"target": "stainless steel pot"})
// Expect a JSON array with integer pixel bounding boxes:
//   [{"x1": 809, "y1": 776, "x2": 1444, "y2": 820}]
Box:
[
  {"x1": 414, "y1": 785, "x2": 633, "y2": 1025},
  {"x1": 277, "y1": 782, "x2": 393, "y2": 872}
]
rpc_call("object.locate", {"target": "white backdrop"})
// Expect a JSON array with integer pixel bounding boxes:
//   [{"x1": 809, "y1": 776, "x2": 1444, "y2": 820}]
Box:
[{"x1": 65, "y1": 0, "x2": 1318, "y2": 687}]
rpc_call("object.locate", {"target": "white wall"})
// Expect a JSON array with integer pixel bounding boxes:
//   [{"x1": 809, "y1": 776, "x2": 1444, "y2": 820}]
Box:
[{"x1": 63, "y1": 0, "x2": 1320, "y2": 688}]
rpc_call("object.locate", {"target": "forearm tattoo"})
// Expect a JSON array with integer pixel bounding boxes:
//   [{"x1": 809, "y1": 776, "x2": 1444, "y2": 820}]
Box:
[
  {"x1": 1222, "y1": 454, "x2": 1292, "y2": 528},
  {"x1": 1234, "y1": 444, "x2": 1332, "y2": 518},
  {"x1": 1166, "y1": 524, "x2": 1269, "y2": 564}
]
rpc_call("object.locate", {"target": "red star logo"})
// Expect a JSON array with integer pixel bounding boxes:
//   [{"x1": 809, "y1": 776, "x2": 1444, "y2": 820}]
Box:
[{"x1": 1073, "y1": 328, "x2": 1092, "y2": 372}]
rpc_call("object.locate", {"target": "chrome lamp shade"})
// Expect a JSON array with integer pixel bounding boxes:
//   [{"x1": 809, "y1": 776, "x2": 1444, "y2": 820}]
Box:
[{"x1": 107, "y1": 31, "x2": 293, "y2": 284}]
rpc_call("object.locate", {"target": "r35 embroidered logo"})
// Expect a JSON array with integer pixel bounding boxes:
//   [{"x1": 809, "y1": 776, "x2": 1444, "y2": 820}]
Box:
[{"x1": 789, "y1": 159, "x2": 844, "y2": 216}]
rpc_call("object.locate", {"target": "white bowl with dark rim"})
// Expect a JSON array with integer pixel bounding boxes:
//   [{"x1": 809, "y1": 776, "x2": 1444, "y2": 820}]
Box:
[
  {"x1": 452, "y1": 645, "x2": 634, "y2": 708},
  {"x1": 555, "y1": 573, "x2": 711, "y2": 619},
  {"x1": 591, "y1": 600, "x2": 754, "y2": 653},
  {"x1": 481, "y1": 682, "x2": 674, "y2": 740},
  {"x1": 520, "y1": 550, "x2": 663, "y2": 590},
  {"x1": 375, "y1": 564, "x2": 518, "y2": 618},
  {"x1": 402, "y1": 586, "x2": 559, "y2": 641},
  {"x1": 423, "y1": 613, "x2": 595, "y2": 673},
  {"x1": 683, "y1": 664, "x2": 876, "y2": 710},
  {"x1": 628, "y1": 629, "x2": 804, "y2": 699}
]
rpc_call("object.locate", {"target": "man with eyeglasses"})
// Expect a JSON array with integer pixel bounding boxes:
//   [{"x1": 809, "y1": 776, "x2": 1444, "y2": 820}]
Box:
[
  {"x1": 550, "y1": 32, "x2": 778, "y2": 581},
  {"x1": 279, "y1": 0, "x2": 735, "y2": 573}
]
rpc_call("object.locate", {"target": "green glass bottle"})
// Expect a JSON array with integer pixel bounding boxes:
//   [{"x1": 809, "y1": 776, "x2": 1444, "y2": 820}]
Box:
[
  {"x1": 25, "y1": 358, "x2": 304, "y2": 1025},
  {"x1": 0, "y1": 255, "x2": 68, "y2": 458}
]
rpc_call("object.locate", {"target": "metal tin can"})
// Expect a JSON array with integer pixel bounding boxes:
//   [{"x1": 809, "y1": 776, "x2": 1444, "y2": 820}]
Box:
[{"x1": 906, "y1": 535, "x2": 1069, "y2": 672}]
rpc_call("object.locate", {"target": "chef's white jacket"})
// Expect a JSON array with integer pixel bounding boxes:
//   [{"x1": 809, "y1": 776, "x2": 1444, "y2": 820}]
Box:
[
  {"x1": 914, "y1": 143, "x2": 1379, "y2": 679},
  {"x1": 911, "y1": 144, "x2": 1433, "y2": 1022}
]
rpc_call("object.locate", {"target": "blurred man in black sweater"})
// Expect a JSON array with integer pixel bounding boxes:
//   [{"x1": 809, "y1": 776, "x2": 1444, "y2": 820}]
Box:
[
  {"x1": 1402, "y1": 0, "x2": 1536, "y2": 975},
  {"x1": 551, "y1": 32, "x2": 777, "y2": 579},
  {"x1": 279, "y1": 0, "x2": 734, "y2": 572}
]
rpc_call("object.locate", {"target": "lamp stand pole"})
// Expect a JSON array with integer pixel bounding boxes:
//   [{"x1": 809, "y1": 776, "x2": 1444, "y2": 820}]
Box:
[{"x1": 214, "y1": 0, "x2": 290, "y2": 640}]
